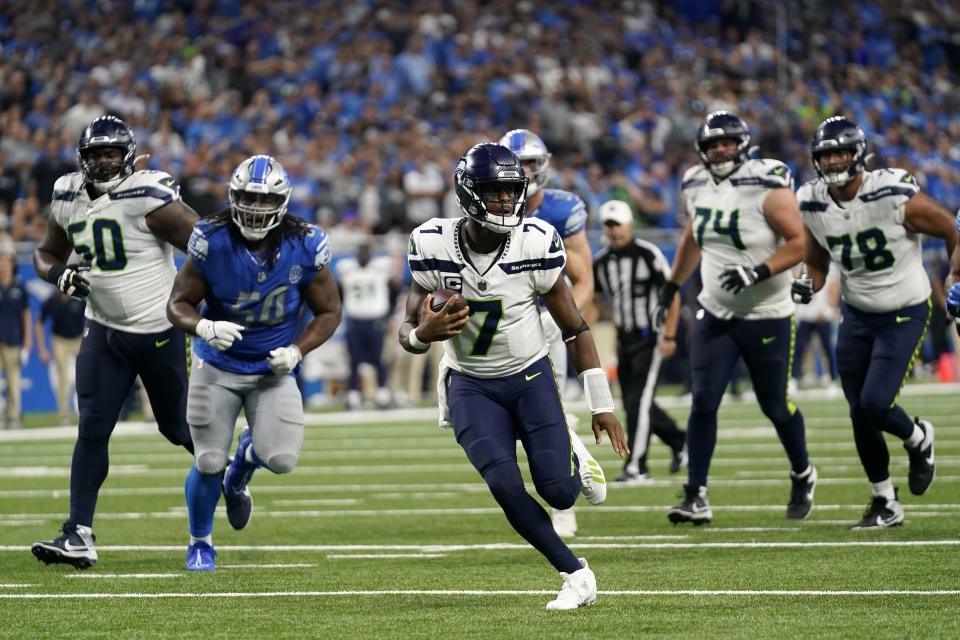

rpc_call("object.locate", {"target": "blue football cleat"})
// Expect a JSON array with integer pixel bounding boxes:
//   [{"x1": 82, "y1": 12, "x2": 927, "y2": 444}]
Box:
[
  {"x1": 223, "y1": 428, "x2": 256, "y2": 530},
  {"x1": 185, "y1": 541, "x2": 217, "y2": 571}
]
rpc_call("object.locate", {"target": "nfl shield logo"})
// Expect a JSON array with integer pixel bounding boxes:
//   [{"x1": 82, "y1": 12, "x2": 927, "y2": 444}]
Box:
[
  {"x1": 478, "y1": 281, "x2": 487, "y2": 291},
  {"x1": 289, "y1": 265, "x2": 302, "y2": 284}
]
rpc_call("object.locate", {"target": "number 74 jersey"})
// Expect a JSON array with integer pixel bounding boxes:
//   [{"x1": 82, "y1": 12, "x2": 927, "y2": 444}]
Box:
[
  {"x1": 50, "y1": 170, "x2": 180, "y2": 333},
  {"x1": 797, "y1": 168, "x2": 927, "y2": 313}
]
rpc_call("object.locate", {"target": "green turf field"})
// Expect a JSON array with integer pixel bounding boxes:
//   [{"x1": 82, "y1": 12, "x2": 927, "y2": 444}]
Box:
[{"x1": 1, "y1": 384, "x2": 958, "y2": 639}]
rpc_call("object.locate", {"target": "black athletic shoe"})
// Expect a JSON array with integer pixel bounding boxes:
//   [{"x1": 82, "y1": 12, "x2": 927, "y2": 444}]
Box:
[
  {"x1": 786, "y1": 465, "x2": 817, "y2": 520},
  {"x1": 667, "y1": 483, "x2": 712, "y2": 525},
  {"x1": 669, "y1": 444, "x2": 688, "y2": 474},
  {"x1": 32, "y1": 523, "x2": 97, "y2": 569},
  {"x1": 905, "y1": 418, "x2": 935, "y2": 496},
  {"x1": 849, "y1": 490, "x2": 904, "y2": 530}
]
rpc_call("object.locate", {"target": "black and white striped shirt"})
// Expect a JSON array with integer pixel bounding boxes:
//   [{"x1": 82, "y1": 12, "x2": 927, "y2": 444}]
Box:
[{"x1": 593, "y1": 237, "x2": 671, "y2": 337}]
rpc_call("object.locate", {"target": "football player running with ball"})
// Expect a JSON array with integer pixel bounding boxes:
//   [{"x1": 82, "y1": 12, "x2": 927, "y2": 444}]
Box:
[
  {"x1": 31, "y1": 116, "x2": 199, "y2": 569},
  {"x1": 399, "y1": 143, "x2": 628, "y2": 610},
  {"x1": 166, "y1": 155, "x2": 341, "y2": 570},
  {"x1": 793, "y1": 117, "x2": 958, "y2": 529}
]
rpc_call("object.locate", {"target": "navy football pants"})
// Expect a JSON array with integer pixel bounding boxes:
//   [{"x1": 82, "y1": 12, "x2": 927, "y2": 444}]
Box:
[
  {"x1": 447, "y1": 356, "x2": 582, "y2": 574},
  {"x1": 68, "y1": 321, "x2": 192, "y2": 528}
]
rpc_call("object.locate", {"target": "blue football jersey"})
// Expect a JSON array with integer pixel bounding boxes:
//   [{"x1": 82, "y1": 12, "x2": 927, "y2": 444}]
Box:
[
  {"x1": 187, "y1": 219, "x2": 332, "y2": 374},
  {"x1": 528, "y1": 188, "x2": 587, "y2": 239}
]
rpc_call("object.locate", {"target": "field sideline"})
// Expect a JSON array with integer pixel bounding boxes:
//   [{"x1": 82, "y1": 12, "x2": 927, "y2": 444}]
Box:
[{"x1": 1, "y1": 383, "x2": 958, "y2": 639}]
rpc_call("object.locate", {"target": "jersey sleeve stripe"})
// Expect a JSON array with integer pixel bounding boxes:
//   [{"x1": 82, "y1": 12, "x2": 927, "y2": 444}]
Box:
[
  {"x1": 498, "y1": 256, "x2": 565, "y2": 274},
  {"x1": 799, "y1": 200, "x2": 829, "y2": 212},
  {"x1": 409, "y1": 258, "x2": 464, "y2": 273},
  {"x1": 52, "y1": 190, "x2": 80, "y2": 202},
  {"x1": 859, "y1": 186, "x2": 919, "y2": 202},
  {"x1": 108, "y1": 186, "x2": 175, "y2": 203}
]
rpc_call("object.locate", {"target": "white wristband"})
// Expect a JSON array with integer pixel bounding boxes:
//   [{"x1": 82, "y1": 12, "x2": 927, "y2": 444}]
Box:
[
  {"x1": 578, "y1": 367, "x2": 615, "y2": 415},
  {"x1": 408, "y1": 327, "x2": 428, "y2": 350}
]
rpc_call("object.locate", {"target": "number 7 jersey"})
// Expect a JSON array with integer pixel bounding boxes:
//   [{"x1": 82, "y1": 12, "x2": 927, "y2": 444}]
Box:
[
  {"x1": 407, "y1": 216, "x2": 566, "y2": 379},
  {"x1": 797, "y1": 168, "x2": 926, "y2": 313},
  {"x1": 50, "y1": 170, "x2": 181, "y2": 333}
]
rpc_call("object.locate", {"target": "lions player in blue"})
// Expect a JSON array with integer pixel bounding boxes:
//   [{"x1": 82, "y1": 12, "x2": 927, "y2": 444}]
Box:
[
  {"x1": 32, "y1": 116, "x2": 198, "y2": 569},
  {"x1": 499, "y1": 129, "x2": 596, "y2": 538},
  {"x1": 793, "y1": 117, "x2": 958, "y2": 529},
  {"x1": 166, "y1": 155, "x2": 341, "y2": 571},
  {"x1": 400, "y1": 143, "x2": 627, "y2": 610}
]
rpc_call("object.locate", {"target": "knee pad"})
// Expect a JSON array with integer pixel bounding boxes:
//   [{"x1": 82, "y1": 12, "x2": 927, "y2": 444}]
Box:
[
  {"x1": 264, "y1": 452, "x2": 298, "y2": 474},
  {"x1": 536, "y1": 479, "x2": 578, "y2": 510},
  {"x1": 195, "y1": 451, "x2": 228, "y2": 476}
]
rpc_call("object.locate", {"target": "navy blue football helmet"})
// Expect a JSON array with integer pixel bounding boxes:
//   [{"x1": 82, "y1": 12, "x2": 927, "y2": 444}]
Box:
[
  {"x1": 454, "y1": 143, "x2": 528, "y2": 233},
  {"x1": 696, "y1": 111, "x2": 751, "y2": 177},
  {"x1": 811, "y1": 116, "x2": 867, "y2": 187},
  {"x1": 77, "y1": 116, "x2": 136, "y2": 191}
]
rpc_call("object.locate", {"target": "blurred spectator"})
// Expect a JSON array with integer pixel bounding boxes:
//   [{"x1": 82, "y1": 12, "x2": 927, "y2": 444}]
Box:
[
  {"x1": 35, "y1": 290, "x2": 86, "y2": 425},
  {"x1": 0, "y1": 252, "x2": 31, "y2": 429}
]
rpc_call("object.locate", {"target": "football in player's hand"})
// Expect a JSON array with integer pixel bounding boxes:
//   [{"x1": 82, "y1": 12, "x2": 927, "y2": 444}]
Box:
[{"x1": 429, "y1": 288, "x2": 468, "y2": 313}]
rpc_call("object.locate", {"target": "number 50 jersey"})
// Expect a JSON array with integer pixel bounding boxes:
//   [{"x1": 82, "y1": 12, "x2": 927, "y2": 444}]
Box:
[
  {"x1": 50, "y1": 170, "x2": 181, "y2": 333},
  {"x1": 187, "y1": 218, "x2": 332, "y2": 375},
  {"x1": 408, "y1": 216, "x2": 566, "y2": 379}
]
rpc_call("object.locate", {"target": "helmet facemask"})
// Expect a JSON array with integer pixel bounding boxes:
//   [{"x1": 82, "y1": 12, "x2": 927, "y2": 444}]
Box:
[{"x1": 471, "y1": 180, "x2": 528, "y2": 233}]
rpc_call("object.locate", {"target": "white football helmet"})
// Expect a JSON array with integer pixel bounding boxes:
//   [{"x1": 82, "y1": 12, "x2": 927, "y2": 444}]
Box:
[
  {"x1": 498, "y1": 129, "x2": 551, "y2": 196},
  {"x1": 228, "y1": 155, "x2": 292, "y2": 241}
]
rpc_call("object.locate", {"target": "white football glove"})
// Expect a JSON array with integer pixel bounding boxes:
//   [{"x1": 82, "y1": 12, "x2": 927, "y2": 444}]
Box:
[
  {"x1": 267, "y1": 345, "x2": 302, "y2": 375},
  {"x1": 195, "y1": 318, "x2": 245, "y2": 351}
]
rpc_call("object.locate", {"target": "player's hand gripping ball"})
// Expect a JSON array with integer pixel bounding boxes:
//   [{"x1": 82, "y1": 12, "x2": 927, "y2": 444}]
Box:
[{"x1": 429, "y1": 288, "x2": 468, "y2": 313}]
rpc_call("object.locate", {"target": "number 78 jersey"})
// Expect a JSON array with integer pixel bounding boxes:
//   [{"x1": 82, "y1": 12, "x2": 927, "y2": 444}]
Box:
[
  {"x1": 50, "y1": 170, "x2": 180, "y2": 333},
  {"x1": 797, "y1": 168, "x2": 927, "y2": 313},
  {"x1": 408, "y1": 217, "x2": 566, "y2": 379}
]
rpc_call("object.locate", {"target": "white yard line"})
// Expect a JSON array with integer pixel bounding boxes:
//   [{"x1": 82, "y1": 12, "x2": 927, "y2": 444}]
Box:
[{"x1": 1, "y1": 588, "x2": 959, "y2": 600}]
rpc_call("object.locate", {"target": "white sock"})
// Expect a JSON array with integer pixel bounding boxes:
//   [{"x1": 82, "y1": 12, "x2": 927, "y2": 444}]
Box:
[
  {"x1": 190, "y1": 534, "x2": 213, "y2": 546},
  {"x1": 870, "y1": 479, "x2": 895, "y2": 501},
  {"x1": 904, "y1": 423, "x2": 924, "y2": 449},
  {"x1": 75, "y1": 524, "x2": 93, "y2": 536},
  {"x1": 793, "y1": 464, "x2": 813, "y2": 479}
]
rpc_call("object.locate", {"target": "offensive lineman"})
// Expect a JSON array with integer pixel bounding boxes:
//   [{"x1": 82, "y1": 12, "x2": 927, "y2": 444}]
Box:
[
  {"x1": 498, "y1": 129, "x2": 593, "y2": 538},
  {"x1": 399, "y1": 143, "x2": 627, "y2": 610},
  {"x1": 31, "y1": 116, "x2": 198, "y2": 568},
  {"x1": 793, "y1": 116, "x2": 957, "y2": 528},
  {"x1": 167, "y1": 155, "x2": 341, "y2": 570},
  {"x1": 657, "y1": 111, "x2": 816, "y2": 525}
]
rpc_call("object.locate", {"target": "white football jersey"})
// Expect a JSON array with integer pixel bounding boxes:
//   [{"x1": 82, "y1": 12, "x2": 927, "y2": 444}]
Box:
[
  {"x1": 681, "y1": 158, "x2": 795, "y2": 320},
  {"x1": 797, "y1": 168, "x2": 926, "y2": 313},
  {"x1": 336, "y1": 254, "x2": 394, "y2": 320},
  {"x1": 50, "y1": 170, "x2": 181, "y2": 333},
  {"x1": 408, "y1": 216, "x2": 566, "y2": 378}
]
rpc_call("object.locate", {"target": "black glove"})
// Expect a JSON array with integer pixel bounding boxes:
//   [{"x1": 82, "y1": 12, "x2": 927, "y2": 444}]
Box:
[
  {"x1": 791, "y1": 274, "x2": 814, "y2": 304},
  {"x1": 719, "y1": 263, "x2": 770, "y2": 295},
  {"x1": 48, "y1": 263, "x2": 91, "y2": 299},
  {"x1": 654, "y1": 281, "x2": 679, "y2": 331}
]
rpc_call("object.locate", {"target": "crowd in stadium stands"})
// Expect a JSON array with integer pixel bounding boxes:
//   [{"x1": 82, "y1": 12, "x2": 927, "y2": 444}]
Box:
[{"x1": 1, "y1": 0, "x2": 959, "y2": 249}]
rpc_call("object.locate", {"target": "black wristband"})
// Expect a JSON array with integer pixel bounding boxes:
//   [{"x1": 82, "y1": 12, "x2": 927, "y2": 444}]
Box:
[
  {"x1": 661, "y1": 281, "x2": 679, "y2": 300},
  {"x1": 47, "y1": 263, "x2": 66, "y2": 285},
  {"x1": 754, "y1": 263, "x2": 771, "y2": 282}
]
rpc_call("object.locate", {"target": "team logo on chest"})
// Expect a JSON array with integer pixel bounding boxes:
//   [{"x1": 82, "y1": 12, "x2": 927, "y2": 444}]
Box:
[{"x1": 288, "y1": 265, "x2": 302, "y2": 284}]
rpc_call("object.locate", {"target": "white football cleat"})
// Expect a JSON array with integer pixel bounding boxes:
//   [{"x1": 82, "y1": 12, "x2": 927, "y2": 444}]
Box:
[
  {"x1": 569, "y1": 425, "x2": 606, "y2": 504},
  {"x1": 546, "y1": 558, "x2": 597, "y2": 610},
  {"x1": 551, "y1": 508, "x2": 578, "y2": 538}
]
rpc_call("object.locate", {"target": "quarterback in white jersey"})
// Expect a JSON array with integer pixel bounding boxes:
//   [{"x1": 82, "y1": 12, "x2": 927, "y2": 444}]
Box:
[
  {"x1": 793, "y1": 116, "x2": 958, "y2": 529},
  {"x1": 399, "y1": 143, "x2": 626, "y2": 610},
  {"x1": 658, "y1": 111, "x2": 815, "y2": 526},
  {"x1": 31, "y1": 116, "x2": 198, "y2": 570}
]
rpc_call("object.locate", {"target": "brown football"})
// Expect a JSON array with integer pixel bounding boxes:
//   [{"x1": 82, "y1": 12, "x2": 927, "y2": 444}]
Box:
[{"x1": 429, "y1": 288, "x2": 468, "y2": 313}]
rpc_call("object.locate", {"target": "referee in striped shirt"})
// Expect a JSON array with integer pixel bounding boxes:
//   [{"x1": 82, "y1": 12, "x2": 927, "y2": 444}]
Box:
[{"x1": 593, "y1": 200, "x2": 686, "y2": 483}]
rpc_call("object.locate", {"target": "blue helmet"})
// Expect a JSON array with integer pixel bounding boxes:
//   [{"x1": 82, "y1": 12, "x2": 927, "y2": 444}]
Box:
[
  {"x1": 77, "y1": 116, "x2": 137, "y2": 191},
  {"x1": 454, "y1": 143, "x2": 528, "y2": 233},
  {"x1": 498, "y1": 129, "x2": 551, "y2": 196},
  {"x1": 695, "y1": 111, "x2": 751, "y2": 177},
  {"x1": 811, "y1": 116, "x2": 867, "y2": 187}
]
